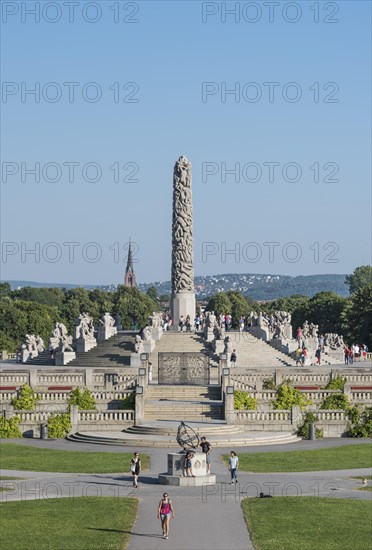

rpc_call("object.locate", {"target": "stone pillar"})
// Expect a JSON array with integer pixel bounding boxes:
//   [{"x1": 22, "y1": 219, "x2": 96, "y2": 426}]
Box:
[
  {"x1": 170, "y1": 156, "x2": 196, "y2": 324},
  {"x1": 134, "y1": 387, "x2": 145, "y2": 425},
  {"x1": 29, "y1": 369, "x2": 38, "y2": 388},
  {"x1": 225, "y1": 390, "x2": 235, "y2": 425},
  {"x1": 70, "y1": 405, "x2": 79, "y2": 432},
  {"x1": 85, "y1": 368, "x2": 93, "y2": 389},
  {"x1": 291, "y1": 405, "x2": 303, "y2": 428}
]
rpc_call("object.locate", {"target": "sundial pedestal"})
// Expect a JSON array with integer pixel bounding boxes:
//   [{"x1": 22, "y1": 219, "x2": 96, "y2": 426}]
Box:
[{"x1": 158, "y1": 451, "x2": 216, "y2": 486}]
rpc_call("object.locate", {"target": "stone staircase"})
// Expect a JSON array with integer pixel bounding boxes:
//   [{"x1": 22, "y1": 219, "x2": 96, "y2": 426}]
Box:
[
  {"x1": 144, "y1": 385, "x2": 224, "y2": 421},
  {"x1": 224, "y1": 332, "x2": 297, "y2": 368},
  {"x1": 68, "y1": 421, "x2": 301, "y2": 447},
  {"x1": 26, "y1": 332, "x2": 134, "y2": 368}
]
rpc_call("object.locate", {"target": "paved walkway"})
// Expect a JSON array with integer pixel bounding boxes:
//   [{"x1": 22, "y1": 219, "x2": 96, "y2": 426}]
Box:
[{"x1": 1, "y1": 438, "x2": 371, "y2": 550}]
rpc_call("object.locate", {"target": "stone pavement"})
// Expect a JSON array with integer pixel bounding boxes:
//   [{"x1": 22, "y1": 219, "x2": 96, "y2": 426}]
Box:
[{"x1": 1, "y1": 438, "x2": 371, "y2": 550}]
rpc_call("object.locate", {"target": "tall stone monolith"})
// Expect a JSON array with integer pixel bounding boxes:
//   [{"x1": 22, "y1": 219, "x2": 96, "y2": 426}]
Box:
[{"x1": 171, "y1": 156, "x2": 196, "y2": 325}]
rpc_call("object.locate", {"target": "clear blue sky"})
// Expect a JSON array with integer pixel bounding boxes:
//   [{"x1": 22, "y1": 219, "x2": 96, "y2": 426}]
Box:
[{"x1": 1, "y1": 0, "x2": 371, "y2": 285}]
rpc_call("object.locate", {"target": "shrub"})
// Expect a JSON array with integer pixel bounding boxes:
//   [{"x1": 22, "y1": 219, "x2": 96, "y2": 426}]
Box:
[
  {"x1": 48, "y1": 413, "x2": 72, "y2": 438},
  {"x1": 262, "y1": 377, "x2": 277, "y2": 390},
  {"x1": 273, "y1": 382, "x2": 312, "y2": 410},
  {"x1": 0, "y1": 415, "x2": 22, "y2": 438},
  {"x1": 11, "y1": 384, "x2": 38, "y2": 411},
  {"x1": 296, "y1": 412, "x2": 324, "y2": 439},
  {"x1": 320, "y1": 393, "x2": 350, "y2": 410},
  {"x1": 118, "y1": 393, "x2": 135, "y2": 409},
  {"x1": 347, "y1": 406, "x2": 372, "y2": 437},
  {"x1": 234, "y1": 390, "x2": 257, "y2": 410},
  {"x1": 325, "y1": 375, "x2": 347, "y2": 390},
  {"x1": 68, "y1": 388, "x2": 96, "y2": 411}
]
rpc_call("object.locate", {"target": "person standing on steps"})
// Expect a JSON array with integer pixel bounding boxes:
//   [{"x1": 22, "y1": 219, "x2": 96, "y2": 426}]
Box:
[
  {"x1": 200, "y1": 436, "x2": 212, "y2": 473},
  {"x1": 230, "y1": 349, "x2": 237, "y2": 368},
  {"x1": 158, "y1": 492, "x2": 175, "y2": 539},
  {"x1": 228, "y1": 451, "x2": 239, "y2": 484},
  {"x1": 130, "y1": 452, "x2": 141, "y2": 488}
]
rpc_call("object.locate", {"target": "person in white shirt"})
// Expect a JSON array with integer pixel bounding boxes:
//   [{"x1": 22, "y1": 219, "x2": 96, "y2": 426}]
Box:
[{"x1": 228, "y1": 451, "x2": 239, "y2": 484}]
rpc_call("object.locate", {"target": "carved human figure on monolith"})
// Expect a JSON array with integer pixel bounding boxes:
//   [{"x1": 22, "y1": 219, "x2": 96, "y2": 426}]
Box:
[{"x1": 171, "y1": 156, "x2": 196, "y2": 324}]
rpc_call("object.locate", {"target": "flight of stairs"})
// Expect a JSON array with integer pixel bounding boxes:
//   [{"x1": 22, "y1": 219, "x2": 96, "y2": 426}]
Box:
[
  {"x1": 144, "y1": 384, "x2": 223, "y2": 422},
  {"x1": 224, "y1": 331, "x2": 297, "y2": 368},
  {"x1": 26, "y1": 332, "x2": 134, "y2": 368}
]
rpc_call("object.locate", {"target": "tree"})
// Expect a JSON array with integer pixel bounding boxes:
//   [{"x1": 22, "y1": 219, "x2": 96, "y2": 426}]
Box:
[
  {"x1": 342, "y1": 283, "x2": 372, "y2": 348},
  {"x1": 226, "y1": 291, "x2": 250, "y2": 328},
  {"x1": 345, "y1": 266, "x2": 372, "y2": 294},
  {"x1": 206, "y1": 292, "x2": 232, "y2": 316},
  {"x1": 113, "y1": 286, "x2": 157, "y2": 329},
  {"x1": 0, "y1": 282, "x2": 11, "y2": 299},
  {"x1": 305, "y1": 291, "x2": 346, "y2": 335},
  {"x1": 146, "y1": 286, "x2": 159, "y2": 303}
]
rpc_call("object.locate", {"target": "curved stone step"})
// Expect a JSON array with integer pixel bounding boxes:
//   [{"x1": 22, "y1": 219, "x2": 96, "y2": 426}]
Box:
[{"x1": 67, "y1": 429, "x2": 301, "y2": 447}]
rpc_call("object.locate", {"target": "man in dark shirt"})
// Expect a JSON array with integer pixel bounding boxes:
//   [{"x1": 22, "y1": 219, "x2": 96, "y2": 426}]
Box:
[{"x1": 200, "y1": 436, "x2": 212, "y2": 474}]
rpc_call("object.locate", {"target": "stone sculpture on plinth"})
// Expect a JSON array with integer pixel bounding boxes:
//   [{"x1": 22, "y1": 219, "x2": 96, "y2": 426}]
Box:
[
  {"x1": 170, "y1": 156, "x2": 196, "y2": 326},
  {"x1": 20, "y1": 334, "x2": 40, "y2": 363},
  {"x1": 48, "y1": 322, "x2": 76, "y2": 365},
  {"x1": 97, "y1": 312, "x2": 117, "y2": 341},
  {"x1": 73, "y1": 312, "x2": 97, "y2": 352},
  {"x1": 158, "y1": 422, "x2": 216, "y2": 486}
]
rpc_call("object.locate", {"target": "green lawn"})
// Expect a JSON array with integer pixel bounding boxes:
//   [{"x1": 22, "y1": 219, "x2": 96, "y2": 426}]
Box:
[
  {"x1": 0, "y1": 444, "x2": 149, "y2": 473},
  {"x1": 242, "y1": 497, "x2": 372, "y2": 550},
  {"x1": 0, "y1": 497, "x2": 137, "y2": 550},
  {"x1": 224, "y1": 444, "x2": 372, "y2": 472}
]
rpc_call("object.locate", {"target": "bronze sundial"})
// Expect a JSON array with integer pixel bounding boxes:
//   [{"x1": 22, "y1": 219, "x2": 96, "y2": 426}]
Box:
[{"x1": 176, "y1": 422, "x2": 200, "y2": 449}]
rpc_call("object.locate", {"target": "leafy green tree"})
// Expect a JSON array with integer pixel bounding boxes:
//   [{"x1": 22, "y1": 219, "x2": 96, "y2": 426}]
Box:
[
  {"x1": 0, "y1": 330, "x2": 17, "y2": 353},
  {"x1": 226, "y1": 291, "x2": 250, "y2": 328},
  {"x1": 0, "y1": 282, "x2": 12, "y2": 299},
  {"x1": 305, "y1": 291, "x2": 346, "y2": 334},
  {"x1": 113, "y1": 286, "x2": 157, "y2": 329},
  {"x1": 320, "y1": 394, "x2": 350, "y2": 410},
  {"x1": 12, "y1": 287, "x2": 65, "y2": 309},
  {"x1": 206, "y1": 292, "x2": 232, "y2": 316},
  {"x1": 68, "y1": 388, "x2": 96, "y2": 410},
  {"x1": 345, "y1": 266, "x2": 372, "y2": 294},
  {"x1": 0, "y1": 415, "x2": 22, "y2": 438},
  {"x1": 341, "y1": 283, "x2": 372, "y2": 348},
  {"x1": 347, "y1": 406, "x2": 372, "y2": 437},
  {"x1": 159, "y1": 294, "x2": 170, "y2": 304},
  {"x1": 11, "y1": 384, "x2": 38, "y2": 410},
  {"x1": 146, "y1": 286, "x2": 159, "y2": 303},
  {"x1": 234, "y1": 391, "x2": 256, "y2": 410},
  {"x1": 273, "y1": 382, "x2": 312, "y2": 410},
  {"x1": 48, "y1": 413, "x2": 72, "y2": 438}
]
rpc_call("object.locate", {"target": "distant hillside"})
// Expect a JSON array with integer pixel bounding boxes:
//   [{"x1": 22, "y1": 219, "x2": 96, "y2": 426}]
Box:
[
  {"x1": 3, "y1": 273, "x2": 348, "y2": 300},
  {"x1": 138, "y1": 273, "x2": 349, "y2": 300}
]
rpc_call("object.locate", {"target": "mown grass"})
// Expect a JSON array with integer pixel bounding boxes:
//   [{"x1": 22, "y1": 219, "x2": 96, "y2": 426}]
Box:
[
  {"x1": 0, "y1": 497, "x2": 138, "y2": 549},
  {"x1": 242, "y1": 497, "x2": 372, "y2": 550},
  {"x1": 0, "y1": 443, "x2": 149, "y2": 473},
  {"x1": 223, "y1": 444, "x2": 372, "y2": 472}
]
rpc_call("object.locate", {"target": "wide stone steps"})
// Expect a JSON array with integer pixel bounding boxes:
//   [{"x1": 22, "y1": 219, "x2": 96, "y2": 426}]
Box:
[
  {"x1": 146, "y1": 385, "x2": 221, "y2": 400},
  {"x1": 67, "y1": 425, "x2": 301, "y2": 447}
]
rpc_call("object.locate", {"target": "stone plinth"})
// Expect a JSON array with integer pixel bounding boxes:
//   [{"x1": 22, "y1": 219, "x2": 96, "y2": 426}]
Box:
[
  {"x1": 130, "y1": 353, "x2": 141, "y2": 367},
  {"x1": 75, "y1": 339, "x2": 97, "y2": 353},
  {"x1": 143, "y1": 340, "x2": 155, "y2": 354},
  {"x1": 55, "y1": 351, "x2": 76, "y2": 366},
  {"x1": 151, "y1": 326, "x2": 163, "y2": 342},
  {"x1": 97, "y1": 327, "x2": 117, "y2": 342},
  {"x1": 171, "y1": 292, "x2": 195, "y2": 330},
  {"x1": 213, "y1": 340, "x2": 225, "y2": 354},
  {"x1": 158, "y1": 451, "x2": 216, "y2": 486}
]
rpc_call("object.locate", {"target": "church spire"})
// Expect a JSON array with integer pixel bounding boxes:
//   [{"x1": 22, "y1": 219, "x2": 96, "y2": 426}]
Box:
[{"x1": 124, "y1": 238, "x2": 136, "y2": 287}]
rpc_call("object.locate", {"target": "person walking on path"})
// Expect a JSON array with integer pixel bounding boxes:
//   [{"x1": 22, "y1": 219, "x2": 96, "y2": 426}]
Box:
[
  {"x1": 228, "y1": 451, "x2": 239, "y2": 484},
  {"x1": 158, "y1": 492, "x2": 175, "y2": 540},
  {"x1": 200, "y1": 436, "x2": 212, "y2": 474},
  {"x1": 315, "y1": 347, "x2": 321, "y2": 365},
  {"x1": 130, "y1": 452, "x2": 141, "y2": 488}
]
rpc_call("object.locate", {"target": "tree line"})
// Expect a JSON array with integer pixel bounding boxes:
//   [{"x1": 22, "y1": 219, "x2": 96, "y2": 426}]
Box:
[{"x1": 0, "y1": 266, "x2": 371, "y2": 352}]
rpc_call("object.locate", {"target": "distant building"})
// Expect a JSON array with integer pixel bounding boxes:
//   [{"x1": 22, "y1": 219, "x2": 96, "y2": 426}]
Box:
[{"x1": 124, "y1": 240, "x2": 136, "y2": 287}]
